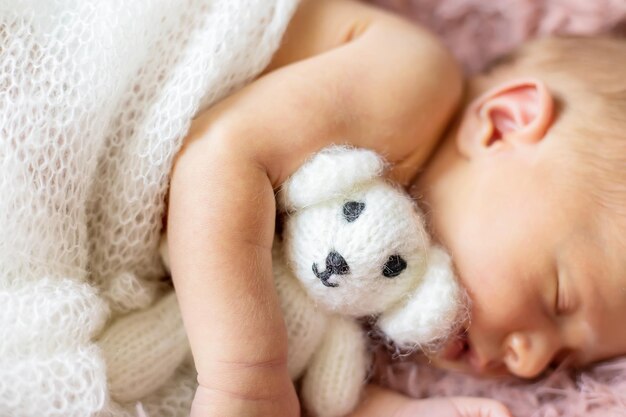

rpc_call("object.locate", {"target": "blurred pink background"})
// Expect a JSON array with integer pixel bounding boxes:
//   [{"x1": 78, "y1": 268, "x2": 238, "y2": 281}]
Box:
[{"x1": 366, "y1": 0, "x2": 626, "y2": 73}]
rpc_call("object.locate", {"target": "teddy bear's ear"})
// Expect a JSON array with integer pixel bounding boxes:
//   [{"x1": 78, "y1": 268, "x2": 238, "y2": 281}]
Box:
[
  {"x1": 377, "y1": 248, "x2": 465, "y2": 350},
  {"x1": 277, "y1": 146, "x2": 386, "y2": 212}
]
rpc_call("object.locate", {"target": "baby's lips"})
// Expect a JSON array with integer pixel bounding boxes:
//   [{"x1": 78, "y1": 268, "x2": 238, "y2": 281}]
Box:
[
  {"x1": 438, "y1": 325, "x2": 470, "y2": 360},
  {"x1": 440, "y1": 337, "x2": 466, "y2": 361}
]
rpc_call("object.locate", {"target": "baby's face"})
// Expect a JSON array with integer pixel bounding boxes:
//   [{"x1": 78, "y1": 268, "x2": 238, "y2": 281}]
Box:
[{"x1": 414, "y1": 79, "x2": 626, "y2": 378}]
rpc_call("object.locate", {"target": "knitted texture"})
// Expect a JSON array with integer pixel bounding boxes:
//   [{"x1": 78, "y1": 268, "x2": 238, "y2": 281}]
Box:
[
  {"x1": 0, "y1": 1, "x2": 298, "y2": 416},
  {"x1": 299, "y1": 316, "x2": 368, "y2": 417},
  {"x1": 100, "y1": 363, "x2": 197, "y2": 417},
  {"x1": 99, "y1": 292, "x2": 188, "y2": 403}
]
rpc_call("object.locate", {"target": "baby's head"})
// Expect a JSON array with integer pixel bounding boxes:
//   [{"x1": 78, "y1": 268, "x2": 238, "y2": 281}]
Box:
[{"x1": 414, "y1": 36, "x2": 626, "y2": 379}]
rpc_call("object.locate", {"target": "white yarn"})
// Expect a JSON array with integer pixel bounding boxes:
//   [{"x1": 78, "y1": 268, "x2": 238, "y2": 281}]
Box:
[
  {"x1": 99, "y1": 363, "x2": 197, "y2": 417},
  {"x1": 0, "y1": 0, "x2": 298, "y2": 416},
  {"x1": 300, "y1": 316, "x2": 368, "y2": 417},
  {"x1": 99, "y1": 292, "x2": 188, "y2": 403}
]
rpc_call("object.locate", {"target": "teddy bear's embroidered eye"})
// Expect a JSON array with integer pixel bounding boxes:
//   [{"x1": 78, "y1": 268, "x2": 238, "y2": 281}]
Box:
[
  {"x1": 342, "y1": 201, "x2": 365, "y2": 222},
  {"x1": 382, "y1": 255, "x2": 407, "y2": 278}
]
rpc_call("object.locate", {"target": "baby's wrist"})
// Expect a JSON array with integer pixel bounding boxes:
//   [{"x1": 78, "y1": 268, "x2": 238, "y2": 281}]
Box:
[
  {"x1": 197, "y1": 356, "x2": 292, "y2": 400},
  {"x1": 193, "y1": 363, "x2": 298, "y2": 417}
]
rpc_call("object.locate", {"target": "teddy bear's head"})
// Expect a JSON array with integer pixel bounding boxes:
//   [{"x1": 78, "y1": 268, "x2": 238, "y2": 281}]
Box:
[{"x1": 278, "y1": 146, "x2": 464, "y2": 348}]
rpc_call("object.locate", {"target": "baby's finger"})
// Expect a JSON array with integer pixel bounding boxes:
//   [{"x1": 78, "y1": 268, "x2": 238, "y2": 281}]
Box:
[{"x1": 448, "y1": 397, "x2": 514, "y2": 417}]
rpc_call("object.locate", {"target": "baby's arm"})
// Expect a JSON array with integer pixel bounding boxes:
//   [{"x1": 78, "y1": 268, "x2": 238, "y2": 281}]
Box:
[{"x1": 166, "y1": 1, "x2": 461, "y2": 416}]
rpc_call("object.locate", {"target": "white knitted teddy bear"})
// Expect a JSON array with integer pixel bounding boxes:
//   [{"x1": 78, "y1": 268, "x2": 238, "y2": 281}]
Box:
[
  {"x1": 98, "y1": 146, "x2": 463, "y2": 417},
  {"x1": 274, "y1": 146, "x2": 462, "y2": 417}
]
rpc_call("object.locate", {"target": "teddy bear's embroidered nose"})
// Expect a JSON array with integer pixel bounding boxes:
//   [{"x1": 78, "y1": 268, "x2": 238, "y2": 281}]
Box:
[
  {"x1": 342, "y1": 201, "x2": 365, "y2": 222},
  {"x1": 312, "y1": 250, "x2": 350, "y2": 287}
]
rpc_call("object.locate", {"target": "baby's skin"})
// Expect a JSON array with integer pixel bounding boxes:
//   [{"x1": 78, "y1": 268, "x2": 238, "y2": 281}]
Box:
[
  {"x1": 165, "y1": 0, "x2": 626, "y2": 416},
  {"x1": 414, "y1": 44, "x2": 626, "y2": 379}
]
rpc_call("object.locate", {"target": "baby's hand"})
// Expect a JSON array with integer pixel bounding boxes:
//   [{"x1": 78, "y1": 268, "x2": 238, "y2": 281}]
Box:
[{"x1": 350, "y1": 385, "x2": 513, "y2": 417}]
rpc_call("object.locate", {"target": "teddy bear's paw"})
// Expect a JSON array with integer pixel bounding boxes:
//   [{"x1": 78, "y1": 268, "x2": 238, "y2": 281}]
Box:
[
  {"x1": 301, "y1": 316, "x2": 368, "y2": 417},
  {"x1": 98, "y1": 291, "x2": 189, "y2": 403}
]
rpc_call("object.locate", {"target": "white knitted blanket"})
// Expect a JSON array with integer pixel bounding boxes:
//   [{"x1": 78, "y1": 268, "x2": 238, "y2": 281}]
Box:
[{"x1": 0, "y1": 1, "x2": 298, "y2": 416}]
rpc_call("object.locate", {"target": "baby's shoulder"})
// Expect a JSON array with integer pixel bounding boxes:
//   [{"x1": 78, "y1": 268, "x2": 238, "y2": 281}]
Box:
[
  {"x1": 264, "y1": 0, "x2": 381, "y2": 73},
  {"x1": 269, "y1": 0, "x2": 464, "y2": 185}
]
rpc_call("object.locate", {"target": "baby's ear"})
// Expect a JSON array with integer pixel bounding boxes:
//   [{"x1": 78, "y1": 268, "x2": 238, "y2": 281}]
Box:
[
  {"x1": 457, "y1": 78, "x2": 554, "y2": 157},
  {"x1": 277, "y1": 146, "x2": 386, "y2": 212},
  {"x1": 377, "y1": 248, "x2": 464, "y2": 350}
]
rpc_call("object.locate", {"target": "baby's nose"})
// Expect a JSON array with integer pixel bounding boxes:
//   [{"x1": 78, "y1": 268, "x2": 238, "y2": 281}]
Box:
[{"x1": 503, "y1": 332, "x2": 561, "y2": 378}]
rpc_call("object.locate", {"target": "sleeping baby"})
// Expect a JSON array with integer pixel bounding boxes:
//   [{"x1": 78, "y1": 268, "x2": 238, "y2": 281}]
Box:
[{"x1": 164, "y1": 0, "x2": 626, "y2": 416}]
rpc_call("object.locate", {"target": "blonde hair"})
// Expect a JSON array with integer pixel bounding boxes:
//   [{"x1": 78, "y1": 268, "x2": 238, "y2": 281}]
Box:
[{"x1": 487, "y1": 37, "x2": 626, "y2": 228}]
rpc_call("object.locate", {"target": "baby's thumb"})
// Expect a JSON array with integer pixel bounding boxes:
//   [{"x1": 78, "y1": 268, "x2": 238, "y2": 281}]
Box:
[{"x1": 449, "y1": 397, "x2": 514, "y2": 417}]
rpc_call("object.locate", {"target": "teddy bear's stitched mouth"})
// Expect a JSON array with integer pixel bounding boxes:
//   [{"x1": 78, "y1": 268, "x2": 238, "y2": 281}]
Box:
[
  {"x1": 312, "y1": 265, "x2": 338, "y2": 287},
  {"x1": 312, "y1": 250, "x2": 350, "y2": 287}
]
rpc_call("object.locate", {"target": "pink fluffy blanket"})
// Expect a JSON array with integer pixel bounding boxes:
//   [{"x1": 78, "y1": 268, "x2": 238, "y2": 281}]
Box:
[
  {"x1": 367, "y1": 0, "x2": 626, "y2": 73},
  {"x1": 373, "y1": 351, "x2": 626, "y2": 417},
  {"x1": 364, "y1": 0, "x2": 626, "y2": 415}
]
